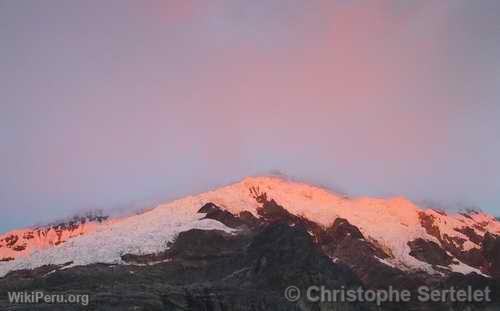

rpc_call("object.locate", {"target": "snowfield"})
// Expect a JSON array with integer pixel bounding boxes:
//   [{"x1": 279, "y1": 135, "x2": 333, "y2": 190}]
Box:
[{"x1": 1, "y1": 176, "x2": 499, "y2": 277}]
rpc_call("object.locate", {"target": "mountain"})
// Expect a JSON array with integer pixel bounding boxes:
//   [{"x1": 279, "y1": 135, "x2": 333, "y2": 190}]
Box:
[
  {"x1": 0, "y1": 211, "x2": 111, "y2": 263},
  {"x1": 1, "y1": 176, "x2": 499, "y2": 310}
]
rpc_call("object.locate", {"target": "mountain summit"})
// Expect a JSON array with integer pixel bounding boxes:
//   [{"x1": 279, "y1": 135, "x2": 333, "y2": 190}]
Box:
[
  {"x1": 1, "y1": 176, "x2": 499, "y2": 279},
  {"x1": 1, "y1": 176, "x2": 500, "y2": 310}
]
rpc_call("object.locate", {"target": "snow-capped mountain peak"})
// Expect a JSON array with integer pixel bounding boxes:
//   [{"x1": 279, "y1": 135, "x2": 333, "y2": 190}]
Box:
[{"x1": 1, "y1": 176, "x2": 499, "y2": 278}]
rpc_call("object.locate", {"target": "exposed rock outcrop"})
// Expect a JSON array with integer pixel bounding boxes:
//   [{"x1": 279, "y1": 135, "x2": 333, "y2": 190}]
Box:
[
  {"x1": 408, "y1": 238, "x2": 454, "y2": 266},
  {"x1": 482, "y1": 233, "x2": 500, "y2": 278}
]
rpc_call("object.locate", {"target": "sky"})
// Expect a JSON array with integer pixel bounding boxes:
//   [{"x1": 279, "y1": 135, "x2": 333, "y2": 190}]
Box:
[{"x1": 1, "y1": 0, "x2": 500, "y2": 232}]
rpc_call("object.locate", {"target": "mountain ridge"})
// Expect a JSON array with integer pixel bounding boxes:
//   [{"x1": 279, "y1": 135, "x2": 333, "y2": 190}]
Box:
[{"x1": 1, "y1": 176, "x2": 499, "y2": 279}]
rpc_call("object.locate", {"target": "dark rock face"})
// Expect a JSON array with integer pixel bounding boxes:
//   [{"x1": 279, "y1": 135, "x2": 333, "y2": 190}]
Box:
[
  {"x1": 1, "y1": 200, "x2": 499, "y2": 311},
  {"x1": 321, "y1": 218, "x2": 390, "y2": 262},
  {"x1": 12, "y1": 244, "x2": 27, "y2": 252},
  {"x1": 323, "y1": 218, "x2": 365, "y2": 243},
  {"x1": 419, "y1": 212, "x2": 442, "y2": 239},
  {"x1": 166, "y1": 229, "x2": 246, "y2": 261},
  {"x1": 199, "y1": 202, "x2": 262, "y2": 230},
  {"x1": 3, "y1": 261, "x2": 74, "y2": 280},
  {"x1": 50, "y1": 212, "x2": 109, "y2": 230},
  {"x1": 418, "y1": 212, "x2": 497, "y2": 275},
  {"x1": 22, "y1": 232, "x2": 34, "y2": 240},
  {"x1": 455, "y1": 227, "x2": 484, "y2": 245},
  {"x1": 120, "y1": 252, "x2": 169, "y2": 265},
  {"x1": 198, "y1": 202, "x2": 246, "y2": 228},
  {"x1": 443, "y1": 273, "x2": 500, "y2": 311},
  {"x1": 482, "y1": 233, "x2": 500, "y2": 278},
  {"x1": 197, "y1": 202, "x2": 219, "y2": 213},
  {"x1": 0, "y1": 221, "x2": 371, "y2": 311},
  {"x1": 237, "y1": 211, "x2": 260, "y2": 228},
  {"x1": 245, "y1": 223, "x2": 361, "y2": 289},
  {"x1": 319, "y1": 218, "x2": 423, "y2": 294},
  {"x1": 256, "y1": 198, "x2": 296, "y2": 223},
  {"x1": 4, "y1": 235, "x2": 19, "y2": 247},
  {"x1": 0, "y1": 213, "x2": 110, "y2": 258},
  {"x1": 408, "y1": 238, "x2": 453, "y2": 266}
]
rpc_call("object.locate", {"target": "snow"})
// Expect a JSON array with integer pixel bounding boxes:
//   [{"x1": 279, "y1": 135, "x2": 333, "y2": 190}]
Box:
[
  {"x1": 376, "y1": 257, "x2": 397, "y2": 268},
  {"x1": 1, "y1": 176, "x2": 498, "y2": 278},
  {"x1": 201, "y1": 177, "x2": 441, "y2": 273},
  {"x1": 0, "y1": 220, "x2": 112, "y2": 260},
  {"x1": 0, "y1": 201, "x2": 234, "y2": 277},
  {"x1": 449, "y1": 261, "x2": 490, "y2": 277}
]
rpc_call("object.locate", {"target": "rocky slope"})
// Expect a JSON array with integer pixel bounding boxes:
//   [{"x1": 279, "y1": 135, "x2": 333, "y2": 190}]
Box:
[
  {"x1": 0, "y1": 212, "x2": 110, "y2": 263},
  {"x1": 2, "y1": 176, "x2": 499, "y2": 278},
  {"x1": 1, "y1": 176, "x2": 499, "y2": 310},
  {"x1": 0, "y1": 202, "x2": 498, "y2": 310}
]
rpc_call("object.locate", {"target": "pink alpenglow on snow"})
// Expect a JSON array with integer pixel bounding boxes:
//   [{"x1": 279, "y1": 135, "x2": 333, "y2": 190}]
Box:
[{"x1": 1, "y1": 176, "x2": 499, "y2": 278}]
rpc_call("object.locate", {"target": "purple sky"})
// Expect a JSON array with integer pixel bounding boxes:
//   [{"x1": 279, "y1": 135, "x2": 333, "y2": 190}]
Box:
[{"x1": 1, "y1": 1, "x2": 500, "y2": 232}]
